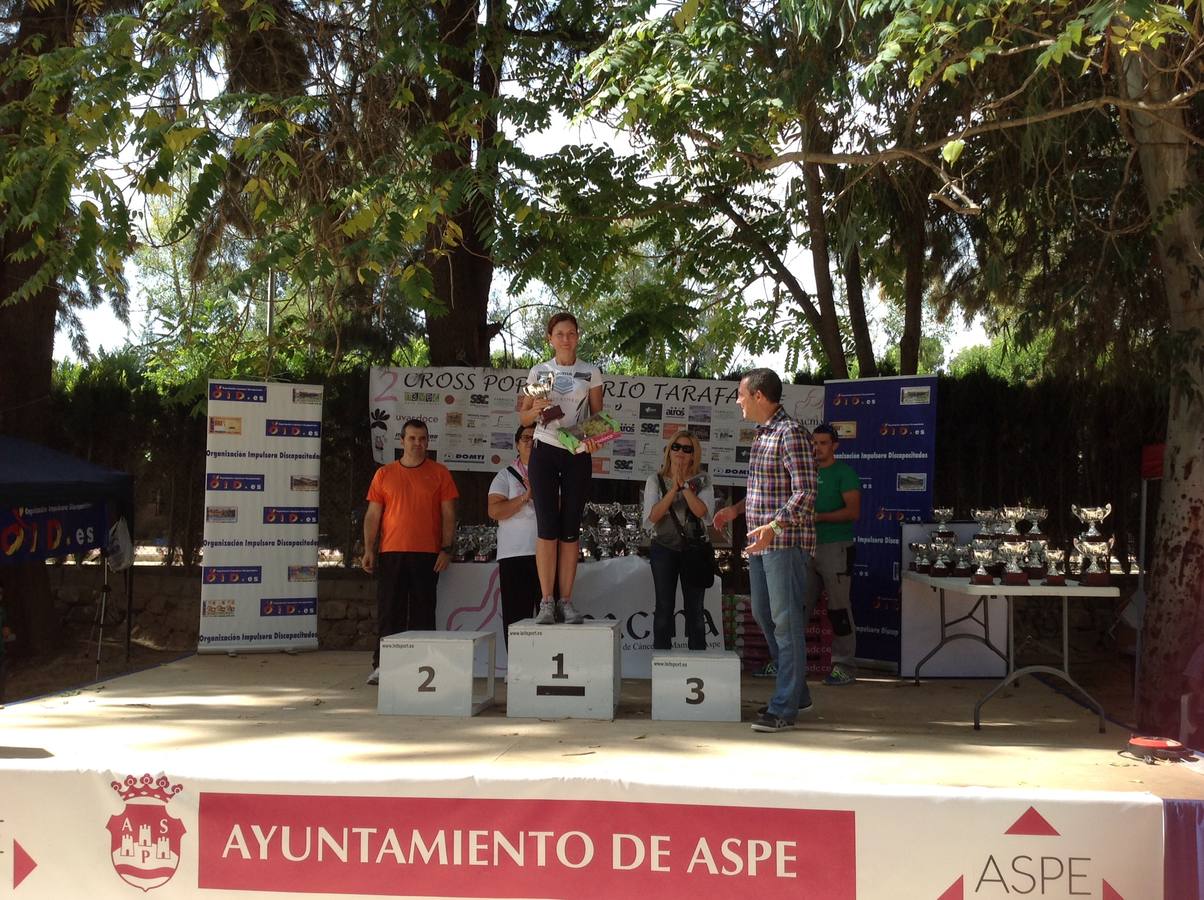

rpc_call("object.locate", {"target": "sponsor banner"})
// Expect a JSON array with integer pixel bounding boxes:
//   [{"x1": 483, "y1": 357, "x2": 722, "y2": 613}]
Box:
[
  {"x1": 201, "y1": 380, "x2": 323, "y2": 653},
  {"x1": 436, "y1": 555, "x2": 722, "y2": 677},
  {"x1": 0, "y1": 501, "x2": 107, "y2": 564},
  {"x1": 368, "y1": 368, "x2": 823, "y2": 486},
  {"x1": 824, "y1": 376, "x2": 937, "y2": 663},
  {"x1": 0, "y1": 768, "x2": 1164, "y2": 898}
]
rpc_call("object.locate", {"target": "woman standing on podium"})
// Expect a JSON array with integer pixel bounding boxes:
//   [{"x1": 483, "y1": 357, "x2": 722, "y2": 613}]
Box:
[
  {"x1": 517, "y1": 311, "x2": 604, "y2": 626},
  {"x1": 642, "y1": 430, "x2": 714, "y2": 651},
  {"x1": 488, "y1": 423, "x2": 540, "y2": 640}
]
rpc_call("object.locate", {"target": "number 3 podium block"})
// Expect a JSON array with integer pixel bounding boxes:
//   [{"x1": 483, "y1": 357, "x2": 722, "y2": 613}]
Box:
[
  {"x1": 506, "y1": 619, "x2": 621, "y2": 720},
  {"x1": 651, "y1": 650, "x2": 741, "y2": 722},
  {"x1": 377, "y1": 631, "x2": 496, "y2": 717}
]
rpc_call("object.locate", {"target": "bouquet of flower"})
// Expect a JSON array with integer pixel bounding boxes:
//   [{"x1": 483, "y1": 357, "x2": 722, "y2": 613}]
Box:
[{"x1": 557, "y1": 411, "x2": 622, "y2": 454}]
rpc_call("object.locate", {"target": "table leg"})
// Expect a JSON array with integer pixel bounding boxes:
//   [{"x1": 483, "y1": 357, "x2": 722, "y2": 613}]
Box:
[{"x1": 914, "y1": 589, "x2": 1008, "y2": 684}]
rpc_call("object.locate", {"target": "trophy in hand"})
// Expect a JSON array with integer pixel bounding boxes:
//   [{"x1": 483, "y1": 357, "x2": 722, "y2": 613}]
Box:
[{"x1": 524, "y1": 370, "x2": 563, "y2": 425}]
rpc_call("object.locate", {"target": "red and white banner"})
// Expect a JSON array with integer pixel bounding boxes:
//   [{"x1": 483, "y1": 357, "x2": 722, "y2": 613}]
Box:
[{"x1": 0, "y1": 767, "x2": 1164, "y2": 899}]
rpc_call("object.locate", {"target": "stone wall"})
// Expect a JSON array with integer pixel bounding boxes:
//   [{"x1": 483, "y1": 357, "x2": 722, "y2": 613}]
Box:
[{"x1": 46, "y1": 565, "x2": 379, "y2": 652}]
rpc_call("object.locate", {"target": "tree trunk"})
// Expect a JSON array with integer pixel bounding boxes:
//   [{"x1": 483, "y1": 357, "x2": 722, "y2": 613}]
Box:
[
  {"x1": 1124, "y1": 54, "x2": 1204, "y2": 736},
  {"x1": 422, "y1": 0, "x2": 498, "y2": 367},
  {"x1": 898, "y1": 199, "x2": 926, "y2": 376},
  {"x1": 0, "y1": 1, "x2": 76, "y2": 653},
  {"x1": 799, "y1": 146, "x2": 849, "y2": 377},
  {"x1": 843, "y1": 244, "x2": 878, "y2": 377}
]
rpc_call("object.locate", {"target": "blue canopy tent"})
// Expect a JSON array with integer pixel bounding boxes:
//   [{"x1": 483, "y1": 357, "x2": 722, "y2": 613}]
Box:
[{"x1": 0, "y1": 435, "x2": 135, "y2": 662}]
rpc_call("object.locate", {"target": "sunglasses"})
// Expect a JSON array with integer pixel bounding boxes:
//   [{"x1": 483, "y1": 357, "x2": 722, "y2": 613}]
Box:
[{"x1": 669, "y1": 443, "x2": 694, "y2": 453}]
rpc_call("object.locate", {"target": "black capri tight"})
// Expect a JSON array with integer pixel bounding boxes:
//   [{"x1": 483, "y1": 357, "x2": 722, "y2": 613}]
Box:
[{"x1": 529, "y1": 439, "x2": 592, "y2": 542}]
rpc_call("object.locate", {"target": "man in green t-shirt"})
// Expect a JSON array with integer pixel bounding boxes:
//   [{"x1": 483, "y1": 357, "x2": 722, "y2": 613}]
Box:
[{"x1": 807, "y1": 424, "x2": 861, "y2": 685}]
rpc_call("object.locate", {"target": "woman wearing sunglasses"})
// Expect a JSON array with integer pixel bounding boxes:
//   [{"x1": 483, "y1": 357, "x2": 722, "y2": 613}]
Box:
[
  {"x1": 488, "y1": 424, "x2": 540, "y2": 641},
  {"x1": 641, "y1": 430, "x2": 714, "y2": 650}
]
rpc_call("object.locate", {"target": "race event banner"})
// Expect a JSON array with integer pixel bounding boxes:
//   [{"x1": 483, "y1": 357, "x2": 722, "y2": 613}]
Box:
[
  {"x1": 0, "y1": 501, "x2": 107, "y2": 564},
  {"x1": 368, "y1": 367, "x2": 823, "y2": 486},
  {"x1": 200, "y1": 380, "x2": 323, "y2": 653},
  {"x1": 824, "y1": 376, "x2": 937, "y2": 663},
  {"x1": 0, "y1": 765, "x2": 1164, "y2": 898}
]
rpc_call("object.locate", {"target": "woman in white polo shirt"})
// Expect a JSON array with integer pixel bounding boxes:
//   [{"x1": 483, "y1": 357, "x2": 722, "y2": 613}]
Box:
[
  {"x1": 516, "y1": 311, "x2": 603, "y2": 625},
  {"x1": 488, "y1": 423, "x2": 540, "y2": 638}
]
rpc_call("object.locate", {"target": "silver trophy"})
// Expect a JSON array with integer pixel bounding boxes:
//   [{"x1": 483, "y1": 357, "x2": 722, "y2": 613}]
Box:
[
  {"x1": 999, "y1": 539, "x2": 1030, "y2": 585},
  {"x1": 1025, "y1": 507, "x2": 1048, "y2": 539},
  {"x1": 970, "y1": 539, "x2": 996, "y2": 585},
  {"x1": 1071, "y1": 504, "x2": 1111, "y2": 538},
  {"x1": 1000, "y1": 506, "x2": 1028, "y2": 536},
  {"x1": 523, "y1": 370, "x2": 564, "y2": 425},
  {"x1": 931, "y1": 507, "x2": 955, "y2": 537},
  {"x1": 1043, "y1": 548, "x2": 1066, "y2": 586}
]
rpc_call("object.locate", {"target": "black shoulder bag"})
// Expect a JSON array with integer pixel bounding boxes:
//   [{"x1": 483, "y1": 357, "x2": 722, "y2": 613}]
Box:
[{"x1": 658, "y1": 475, "x2": 716, "y2": 589}]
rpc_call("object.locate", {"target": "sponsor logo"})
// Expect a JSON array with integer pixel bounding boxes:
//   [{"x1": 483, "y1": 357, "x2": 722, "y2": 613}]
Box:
[
  {"x1": 287, "y1": 565, "x2": 317, "y2": 582},
  {"x1": 262, "y1": 506, "x2": 319, "y2": 525},
  {"x1": 469, "y1": 393, "x2": 490, "y2": 406},
  {"x1": 829, "y1": 420, "x2": 857, "y2": 440},
  {"x1": 266, "y1": 419, "x2": 321, "y2": 439},
  {"x1": 292, "y1": 388, "x2": 322, "y2": 405},
  {"x1": 207, "y1": 416, "x2": 242, "y2": 435},
  {"x1": 620, "y1": 422, "x2": 636, "y2": 434},
  {"x1": 713, "y1": 465, "x2": 748, "y2": 478},
  {"x1": 734, "y1": 446, "x2": 751, "y2": 463},
  {"x1": 591, "y1": 457, "x2": 611, "y2": 475},
  {"x1": 106, "y1": 774, "x2": 186, "y2": 891},
  {"x1": 205, "y1": 506, "x2": 238, "y2": 524},
  {"x1": 640, "y1": 422, "x2": 660, "y2": 435},
  {"x1": 900, "y1": 385, "x2": 931, "y2": 406},
  {"x1": 202, "y1": 599, "x2": 237, "y2": 617},
  {"x1": 444, "y1": 452, "x2": 486, "y2": 463},
  {"x1": 880, "y1": 422, "x2": 926, "y2": 438},
  {"x1": 203, "y1": 565, "x2": 262, "y2": 585},
  {"x1": 403, "y1": 391, "x2": 441, "y2": 404},
  {"x1": 613, "y1": 458, "x2": 634, "y2": 471},
  {"x1": 207, "y1": 473, "x2": 264, "y2": 492},
  {"x1": 445, "y1": 412, "x2": 464, "y2": 428},
  {"x1": 289, "y1": 475, "x2": 319, "y2": 492},
  {"x1": 639, "y1": 402, "x2": 663, "y2": 420},
  {"x1": 444, "y1": 395, "x2": 456, "y2": 405},
  {"x1": 664, "y1": 406, "x2": 686, "y2": 419},
  {"x1": 261, "y1": 598, "x2": 317, "y2": 617},
  {"x1": 896, "y1": 473, "x2": 927, "y2": 493},
  {"x1": 829, "y1": 392, "x2": 875, "y2": 407},
  {"x1": 210, "y1": 383, "x2": 266, "y2": 403}
]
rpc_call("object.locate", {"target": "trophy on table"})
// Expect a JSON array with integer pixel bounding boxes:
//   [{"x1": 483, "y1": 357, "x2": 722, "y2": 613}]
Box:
[
  {"x1": 931, "y1": 507, "x2": 955, "y2": 538},
  {"x1": 929, "y1": 533, "x2": 955, "y2": 575},
  {"x1": 1025, "y1": 507, "x2": 1048, "y2": 539},
  {"x1": 523, "y1": 370, "x2": 564, "y2": 425},
  {"x1": 1043, "y1": 548, "x2": 1067, "y2": 586},
  {"x1": 999, "y1": 539, "x2": 1031, "y2": 586},
  {"x1": 1071, "y1": 503, "x2": 1112, "y2": 538},
  {"x1": 910, "y1": 542, "x2": 933, "y2": 574},
  {"x1": 1000, "y1": 506, "x2": 1028, "y2": 536},
  {"x1": 1024, "y1": 537, "x2": 1048, "y2": 580},
  {"x1": 970, "y1": 539, "x2": 996, "y2": 585},
  {"x1": 1073, "y1": 536, "x2": 1112, "y2": 586}
]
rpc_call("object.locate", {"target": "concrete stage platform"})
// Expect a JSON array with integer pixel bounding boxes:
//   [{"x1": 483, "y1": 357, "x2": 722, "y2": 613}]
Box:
[{"x1": 0, "y1": 652, "x2": 1200, "y2": 899}]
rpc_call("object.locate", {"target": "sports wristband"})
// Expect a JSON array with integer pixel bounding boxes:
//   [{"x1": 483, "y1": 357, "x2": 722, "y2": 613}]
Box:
[{"x1": 768, "y1": 520, "x2": 783, "y2": 535}]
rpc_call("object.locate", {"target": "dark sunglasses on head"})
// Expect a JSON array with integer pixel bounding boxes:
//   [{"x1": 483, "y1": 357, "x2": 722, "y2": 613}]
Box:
[{"x1": 669, "y1": 442, "x2": 694, "y2": 453}]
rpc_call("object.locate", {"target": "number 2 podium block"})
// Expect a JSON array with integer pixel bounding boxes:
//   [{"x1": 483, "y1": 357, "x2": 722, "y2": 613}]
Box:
[
  {"x1": 506, "y1": 619, "x2": 621, "y2": 720},
  {"x1": 651, "y1": 650, "x2": 741, "y2": 722},
  {"x1": 378, "y1": 631, "x2": 496, "y2": 717}
]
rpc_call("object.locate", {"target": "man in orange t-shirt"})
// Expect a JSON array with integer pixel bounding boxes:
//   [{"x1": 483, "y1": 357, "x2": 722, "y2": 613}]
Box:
[{"x1": 362, "y1": 419, "x2": 459, "y2": 684}]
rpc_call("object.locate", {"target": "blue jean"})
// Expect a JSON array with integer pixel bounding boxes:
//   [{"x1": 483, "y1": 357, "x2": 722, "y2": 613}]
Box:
[{"x1": 749, "y1": 546, "x2": 812, "y2": 719}]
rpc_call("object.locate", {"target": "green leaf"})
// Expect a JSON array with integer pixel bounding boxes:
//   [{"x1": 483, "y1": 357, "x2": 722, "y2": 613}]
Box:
[{"x1": 941, "y1": 139, "x2": 966, "y2": 165}]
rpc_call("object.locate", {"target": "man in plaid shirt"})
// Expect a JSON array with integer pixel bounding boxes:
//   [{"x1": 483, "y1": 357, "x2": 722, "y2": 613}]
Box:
[{"x1": 714, "y1": 368, "x2": 817, "y2": 732}]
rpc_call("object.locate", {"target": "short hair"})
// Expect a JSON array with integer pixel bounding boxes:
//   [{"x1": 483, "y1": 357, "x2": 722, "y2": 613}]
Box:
[
  {"x1": 514, "y1": 423, "x2": 534, "y2": 443},
  {"x1": 742, "y1": 368, "x2": 782, "y2": 403},
  {"x1": 401, "y1": 419, "x2": 429, "y2": 436},
  {"x1": 812, "y1": 423, "x2": 838, "y2": 441},
  {"x1": 546, "y1": 311, "x2": 579, "y2": 334},
  {"x1": 658, "y1": 430, "x2": 702, "y2": 479}
]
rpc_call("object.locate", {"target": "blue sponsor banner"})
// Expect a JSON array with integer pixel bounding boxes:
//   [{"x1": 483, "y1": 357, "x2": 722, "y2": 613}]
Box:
[
  {"x1": 206, "y1": 473, "x2": 265, "y2": 492},
  {"x1": 262, "y1": 506, "x2": 319, "y2": 525},
  {"x1": 210, "y1": 382, "x2": 267, "y2": 403},
  {"x1": 260, "y1": 598, "x2": 317, "y2": 617},
  {"x1": 824, "y1": 376, "x2": 937, "y2": 664},
  {"x1": 0, "y1": 502, "x2": 107, "y2": 564},
  {"x1": 202, "y1": 565, "x2": 262, "y2": 585},
  {"x1": 265, "y1": 419, "x2": 321, "y2": 439}
]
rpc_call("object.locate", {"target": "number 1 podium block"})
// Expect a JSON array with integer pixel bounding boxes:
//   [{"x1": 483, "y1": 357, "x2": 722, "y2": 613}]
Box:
[
  {"x1": 651, "y1": 650, "x2": 741, "y2": 722},
  {"x1": 378, "y1": 631, "x2": 496, "y2": 717},
  {"x1": 506, "y1": 619, "x2": 621, "y2": 720}
]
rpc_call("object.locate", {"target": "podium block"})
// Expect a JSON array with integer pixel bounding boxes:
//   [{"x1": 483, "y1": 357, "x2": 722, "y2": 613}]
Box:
[
  {"x1": 651, "y1": 650, "x2": 741, "y2": 722},
  {"x1": 378, "y1": 630, "x2": 495, "y2": 717},
  {"x1": 506, "y1": 619, "x2": 621, "y2": 720}
]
